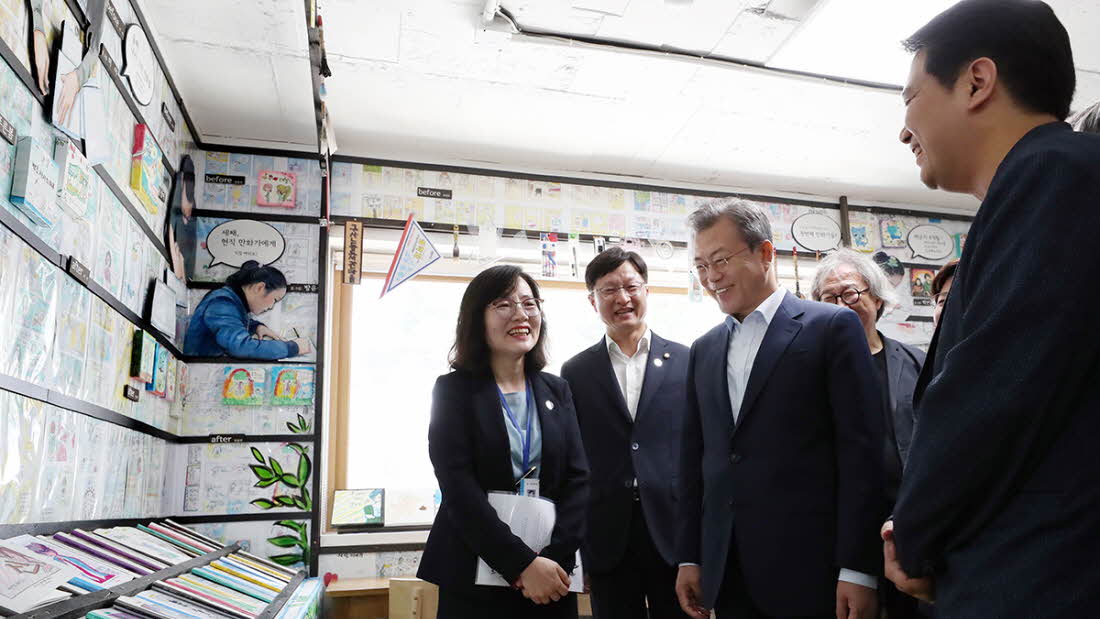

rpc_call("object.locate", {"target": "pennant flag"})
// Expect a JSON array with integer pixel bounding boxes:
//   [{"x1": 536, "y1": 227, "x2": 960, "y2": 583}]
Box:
[{"x1": 381, "y1": 214, "x2": 441, "y2": 298}]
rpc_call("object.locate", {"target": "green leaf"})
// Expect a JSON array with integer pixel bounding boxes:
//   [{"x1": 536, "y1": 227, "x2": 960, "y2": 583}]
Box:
[
  {"x1": 288, "y1": 443, "x2": 307, "y2": 456},
  {"x1": 297, "y1": 414, "x2": 306, "y2": 428},
  {"x1": 293, "y1": 496, "x2": 308, "y2": 510},
  {"x1": 286, "y1": 421, "x2": 299, "y2": 433},
  {"x1": 275, "y1": 495, "x2": 297, "y2": 507},
  {"x1": 269, "y1": 553, "x2": 303, "y2": 567},
  {"x1": 297, "y1": 454, "x2": 311, "y2": 486},
  {"x1": 269, "y1": 458, "x2": 284, "y2": 477},
  {"x1": 254, "y1": 477, "x2": 278, "y2": 489},
  {"x1": 267, "y1": 535, "x2": 300, "y2": 548},
  {"x1": 281, "y1": 473, "x2": 301, "y2": 488},
  {"x1": 251, "y1": 447, "x2": 265, "y2": 464},
  {"x1": 276, "y1": 520, "x2": 306, "y2": 533},
  {"x1": 251, "y1": 498, "x2": 275, "y2": 509},
  {"x1": 301, "y1": 486, "x2": 311, "y2": 510},
  {"x1": 250, "y1": 465, "x2": 275, "y2": 481}
]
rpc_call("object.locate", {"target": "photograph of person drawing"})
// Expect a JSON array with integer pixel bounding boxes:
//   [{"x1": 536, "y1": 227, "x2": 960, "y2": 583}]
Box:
[{"x1": 184, "y1": 260, "x2": 312, "y2": 360}]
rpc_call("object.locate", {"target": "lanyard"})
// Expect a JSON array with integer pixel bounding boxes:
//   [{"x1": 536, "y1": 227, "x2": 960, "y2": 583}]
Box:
[{"x1": 497, "y1": 380, "x2": 534, "y2": 472}]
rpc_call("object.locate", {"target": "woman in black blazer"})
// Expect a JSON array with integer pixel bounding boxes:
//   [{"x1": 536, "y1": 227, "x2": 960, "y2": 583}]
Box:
[{"x1": 417, "y1": 265, "x2": 590, "y2": 618}]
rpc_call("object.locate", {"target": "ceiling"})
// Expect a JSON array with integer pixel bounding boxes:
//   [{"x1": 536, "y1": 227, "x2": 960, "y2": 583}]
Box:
[{"x1": 141, "y1": 0, "x2": 1100, "y2": 214}]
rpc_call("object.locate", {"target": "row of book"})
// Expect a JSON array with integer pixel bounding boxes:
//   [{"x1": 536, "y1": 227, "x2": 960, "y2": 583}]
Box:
[{"x1": 0, "y1": 519, "x2": 310, "y2": 618}]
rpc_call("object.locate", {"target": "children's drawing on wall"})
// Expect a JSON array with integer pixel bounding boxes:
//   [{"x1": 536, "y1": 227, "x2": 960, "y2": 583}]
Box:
[
  {"x1": 29, "y1": 0, "x2": 108, "y2": 141},
  {"x1": 910, "y1": 268, "x2": 935, "y2": 305},
  {"x1": 165, "y1": 155, "x2": 197, "y2": 281},
  {"x1": 184, "y1": 261, "x2": 313, "y2": 361},
  {"x1": 879, "y1": 218, "x2": 908, "y2": 248},
  {"x1": 873, "y1": 251, "x2": 905, "y2": 288}
]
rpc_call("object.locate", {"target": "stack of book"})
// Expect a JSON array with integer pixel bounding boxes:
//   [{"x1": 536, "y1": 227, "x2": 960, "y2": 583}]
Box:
[{"x1": 0, "y1": 520, "x2": 301, "y2": 618}]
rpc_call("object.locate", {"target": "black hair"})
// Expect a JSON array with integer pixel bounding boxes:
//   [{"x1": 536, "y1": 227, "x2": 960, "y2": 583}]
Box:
[
  {"x1": 584, "y1": 246, "x2": 648, "y2": 291},
  {"x1": 179, "y1": 154, "x2": 196, "y2": 205},
  {"x1": 225, "y1": 260, "x2": 287, "y2": 293},
  {"x1": 932, "y1": 259, "x2": 959, "y2": 297},
  {"x1": 449, "y1": 265, "x2": 548, "y2": 376},
  {"x1": 903, "y1": 0, "x2": 1075, "y2": 120}
]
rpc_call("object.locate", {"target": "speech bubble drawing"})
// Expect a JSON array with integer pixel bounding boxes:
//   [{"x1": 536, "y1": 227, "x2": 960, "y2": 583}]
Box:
[
  {"x1": 907, "y1": 224, "x2": 953, "y2": 261},
  {"x1": 205, "y1": 219, "x2": 286, "y2": 269},
  {"x1": 791, "y1": 213, "x2": 842, "y2": 252},
  {"x1": 122, "y1": 24, "x2": 156, "y2": 106}
]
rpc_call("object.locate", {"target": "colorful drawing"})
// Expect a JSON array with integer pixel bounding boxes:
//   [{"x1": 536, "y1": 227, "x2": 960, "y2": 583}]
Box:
[
  {"x1": 130, "y1": 330, "x2": 156, "y2": 383},
  {"x1": 271, "y1": 367, "x2": 315, "y2": 406},
  {"x1": 53, "y1": 138, "x2": 93, "y2": 217},
  {"x1": 954, "y1": 233, "x2": 967, "y2": 258},
  {"x1": 880, "y1": 218, "x2": 908, "y2": 248},
  {"x1": 10, "y1": 136, "x2": 60, "y2": 227},
  {"x1": 850, "y1": 224, "x2": 874, "y2": 252},
  {"x1": 257, "y1": 170, "x2": 297, "y2": 208},
  {"x1": 146, "y1": 344, "x2": 168, "y2": 397},
  {"x1": 248, "y1": 444, "x2": 314, "y2": 566},
  {"x1": 910, "y1": 268, "x2": 935, "y2": 298},
  {"x1": 331, "y1": 489, "x2": 385, "y2": 526},
  {"x1": 222, "y1": 367, "x2": 267, "y2": 405},
  {"x1": 165, "y1": 356, "x2": 178, "y2": 403},
  {"x1": 130, "y1": 124, "x2": 166, "y2": 215}
]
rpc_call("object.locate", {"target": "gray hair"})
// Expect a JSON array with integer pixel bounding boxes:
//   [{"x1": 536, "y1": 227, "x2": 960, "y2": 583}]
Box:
[
  {"x1": 811, "y1": 247, "x2": 899, "y2": 320},
  {"x1": 687, "y1": 198, "x2": 772, "y2": 249},
  {"x1": 1071, "y1": 100, "x2": 1100, "y2": 134}
]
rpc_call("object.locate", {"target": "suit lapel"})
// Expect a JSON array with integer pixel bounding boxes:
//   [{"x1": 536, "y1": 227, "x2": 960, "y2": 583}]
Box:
[
  {"x1": 735, "y1": 294, "x2": 803, "y2": 431},
  {"x1": 714, "y1": 326, "x2": 735, "y2": 429},
  {"x1": 885, "y1": 337, "x2": 902, "y2": 414},
  {"x1": 592, "y1": 338, "x2": 634, "y2": 425},
  {"x1": 634, "y1": 334, "x2": 669, "y2": 425},
  {"x1": 476, "y1": 377, "x2": 516, "y2": 489},
  {"x1": 530, "y1": 374, "x2": 559, "y2": 487}
]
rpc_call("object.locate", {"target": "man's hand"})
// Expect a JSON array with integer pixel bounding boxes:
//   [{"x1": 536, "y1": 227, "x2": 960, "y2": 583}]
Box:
[
  {"x1": 517, "y1": 556, "x2": 569, "y2": 605},
  {"x1": 675, "y1": 565, "x2": 709, "y2": 619},
  {"x1": 836, "y1": 580, "x2": 877, "y2": 619},
  {"x1": 56, "y1": 71, "x2": 79, "y2": 125},
  {"x1": 882, "y1": 520, "x2": 935, "y2": 602},
  {"x1": 33, "y1": 30, "x2": 49, "y2": 95}
]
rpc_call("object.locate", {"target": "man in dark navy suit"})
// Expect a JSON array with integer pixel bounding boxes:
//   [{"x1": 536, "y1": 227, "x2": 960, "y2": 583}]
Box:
[
  {"x1": 675, "y1": 199, "x2": 884, "y2": 619},
  {"x1": 812, "y1": 248, "x2": 925, "y2": 619},
  {"x1": 884, "y1": 2, "x2": 1100, "y2": 617},
  {"x1": 562, "y1": 247, "x2": 690, "y2": 619}
]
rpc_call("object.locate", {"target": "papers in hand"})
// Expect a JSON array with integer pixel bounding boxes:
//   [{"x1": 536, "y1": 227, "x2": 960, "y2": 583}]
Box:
[{"x1": 475, "y1": 492, "x2": 583, "y2": 592}]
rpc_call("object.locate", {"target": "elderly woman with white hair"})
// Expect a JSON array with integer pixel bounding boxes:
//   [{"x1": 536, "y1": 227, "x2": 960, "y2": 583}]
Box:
[{"x1": 812, "y1": 248, "x2": 926, "y2": 619}]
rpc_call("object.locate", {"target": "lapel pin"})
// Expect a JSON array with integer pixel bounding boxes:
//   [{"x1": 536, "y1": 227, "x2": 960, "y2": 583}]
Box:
[
  {"x1": 546, "y1": 400, "x2": 555, "y2": 411},
  {"x1": 653, "y1": 358, "x2": 664, "y2": 367},
  {"x1": 663, "y1": 352, "x2": 670, "y2": 359}
]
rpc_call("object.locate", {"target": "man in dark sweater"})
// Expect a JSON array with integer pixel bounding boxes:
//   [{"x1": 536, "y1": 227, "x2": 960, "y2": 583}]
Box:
[{"x1": 884, "y1": 1, "x2": 1100, "y2": 616}]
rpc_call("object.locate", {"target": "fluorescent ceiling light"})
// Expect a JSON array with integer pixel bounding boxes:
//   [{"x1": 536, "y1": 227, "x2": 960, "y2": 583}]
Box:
[{"x1": 767, "y1": 0, "x2": 959, "y2": 87}]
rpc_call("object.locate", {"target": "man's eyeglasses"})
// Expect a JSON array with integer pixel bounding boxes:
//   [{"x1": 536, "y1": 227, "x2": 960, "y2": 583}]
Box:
[
  {"x1": 490, "y1": 297, "x2": 543, "y2": 317},
  {"x1": 694, "y1": 246, "x2": 751, "y2": 279},
  {"x1": 820, "y1": 287, "x2": 870, "y2": 306},
  {"x1": 593, "y1": 283, "x2": 645, "y2": 300}
]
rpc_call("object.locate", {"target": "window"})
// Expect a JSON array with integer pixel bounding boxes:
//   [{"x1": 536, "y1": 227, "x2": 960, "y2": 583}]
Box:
[{"x1": 339, "y1": 274, "x2": 722, "y2": 493}]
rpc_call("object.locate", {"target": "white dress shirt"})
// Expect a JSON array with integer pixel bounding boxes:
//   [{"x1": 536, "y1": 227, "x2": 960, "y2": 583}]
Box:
[
  {"x1": 606, "y1": 328, "x2": 651, "y2": 421},
  {"x1": 683, "y1": 288, "x2": 876, "y2": 590}
]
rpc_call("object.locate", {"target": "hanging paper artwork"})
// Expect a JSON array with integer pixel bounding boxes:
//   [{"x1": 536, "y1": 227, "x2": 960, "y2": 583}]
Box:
[
  {"x1": 380, "y1": 215, "x2": 441, "y2": 298},
  {"x1": 130, "y1": 330, "x2": 156, "y2": 383},
  {"x1": 53, "y1": 138, "x2": 93, "y2": 217},
  {"x1": 256, "y1": 170, "x2": 297, "y2": 208},
  {"x1": 540, "y1": 233, "x2": 557, "y2": 277},
  {"x1": 165, "y1": 356, "x2": 178, "y2": 403},
  {"x1": 146, "y1": 344, "x2": 168, "y2": 397},
  {"x1": 880, "y1": 218, "x2": 908, "y2": 248},
  {"x1": 130, "y1": 124, "x2": 165, "y2": 215},
  {"x1": 222, "y1": 367, "x2": 267, "y2": 406},
  {"x1": 271, "y1": 366, "x2": 315, "y2": 406},
  {"x1": 10, "y1": 136, "x2": 60, "y2": 227}
]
